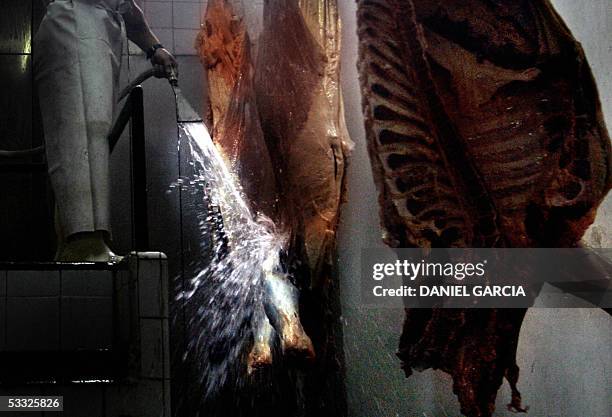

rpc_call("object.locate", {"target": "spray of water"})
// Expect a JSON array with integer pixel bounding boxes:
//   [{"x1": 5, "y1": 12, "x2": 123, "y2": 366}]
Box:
[{"x1": 172, "y1": 122, "x2": 286, "y2": 399}]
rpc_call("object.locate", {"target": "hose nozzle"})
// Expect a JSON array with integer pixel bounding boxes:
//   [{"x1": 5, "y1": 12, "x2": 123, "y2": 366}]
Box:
[{"x1": 168, "y1": 68, "x2": 178, "y2": 87}]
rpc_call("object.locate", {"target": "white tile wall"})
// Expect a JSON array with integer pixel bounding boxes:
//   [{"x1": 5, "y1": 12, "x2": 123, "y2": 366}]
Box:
[
  {"x1": 173, "y1": 2, "x2": 202, "y2": 29},
  {"x1": 145, "y1": 1, "x2": 173, "y2": 28},
  {"x1": 173, "y1": 28, "x2": 200, "y2": 55},
  {"x1": 127, "y1": 0, "x2": 207, "y2": 56}
]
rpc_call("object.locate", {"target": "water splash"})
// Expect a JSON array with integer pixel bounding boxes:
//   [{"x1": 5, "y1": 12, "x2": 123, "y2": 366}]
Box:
[{"x1": 174, "y1": 122, "x2": 286, "y2": 399}]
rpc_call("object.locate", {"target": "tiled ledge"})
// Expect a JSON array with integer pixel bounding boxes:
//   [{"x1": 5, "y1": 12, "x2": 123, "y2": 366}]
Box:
[{"x1": 0, "y1": 262, "x2": 127, "y2": 271}]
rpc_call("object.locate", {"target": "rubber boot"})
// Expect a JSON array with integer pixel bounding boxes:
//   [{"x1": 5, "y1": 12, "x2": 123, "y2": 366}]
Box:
[{"x1": 56, "y1": 231, "x2": 123, "y2": 263}]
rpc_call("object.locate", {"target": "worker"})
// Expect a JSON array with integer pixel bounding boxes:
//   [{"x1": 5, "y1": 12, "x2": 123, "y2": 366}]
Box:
[{"x1": 34, "y1": 0, "x2": 177, "y2": 261}]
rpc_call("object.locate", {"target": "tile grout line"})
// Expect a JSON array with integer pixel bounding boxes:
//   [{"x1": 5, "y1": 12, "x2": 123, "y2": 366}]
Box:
[
  {"x1": 158, "y1": 254, "x2": 168, "y2": 415},
  {"x1": 4, "y1": 270, "x2": 7, "y2": 348},
  {"x1": 171, "y1": 0, "x2": 175, "y2": 53},
  {"x1": 58, "y1": 270, "x2": 62, "y2": 351}
]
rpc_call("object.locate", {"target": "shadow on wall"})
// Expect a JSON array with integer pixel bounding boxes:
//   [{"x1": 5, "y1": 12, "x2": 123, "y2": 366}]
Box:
[{"x1": 0, "y1": 0, "x2": 55, "y2": 262}]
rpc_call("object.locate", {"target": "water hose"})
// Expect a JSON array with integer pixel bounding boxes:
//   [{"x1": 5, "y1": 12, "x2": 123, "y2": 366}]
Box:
[
  {"x1": 117, "y1": 67, "x2": 157, "y2": 102},
  {"x1": 0, "y1": 68, "x2": 175, "y2": 159}
]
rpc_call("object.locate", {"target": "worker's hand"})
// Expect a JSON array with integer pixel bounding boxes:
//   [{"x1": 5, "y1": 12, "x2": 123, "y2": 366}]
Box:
[{"x1": 151, "y1": 48, "x2": 178, "y2": 81}]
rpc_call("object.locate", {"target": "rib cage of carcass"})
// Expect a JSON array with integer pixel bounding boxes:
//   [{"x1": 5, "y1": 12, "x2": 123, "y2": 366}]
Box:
[{"x1": 357, "y1": 0, "x2": 611, "y2": 416}]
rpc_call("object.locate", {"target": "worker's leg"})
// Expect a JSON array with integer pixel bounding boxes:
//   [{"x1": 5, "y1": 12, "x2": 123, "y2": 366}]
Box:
[{"x1": 34, "y1": 0, "x2": 123, "y2": 261}]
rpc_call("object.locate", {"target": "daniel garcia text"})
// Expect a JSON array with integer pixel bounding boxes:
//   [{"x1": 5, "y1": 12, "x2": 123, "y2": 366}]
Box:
[{"x1": 371, "y1": 260, "x2": 526, "y2": 298}]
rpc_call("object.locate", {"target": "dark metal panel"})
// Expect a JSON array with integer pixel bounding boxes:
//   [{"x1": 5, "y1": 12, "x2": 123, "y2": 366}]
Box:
[
  {"x1": 130, "y1": 86, "x2": 150, "y2": 251},
  {"x1": 0, "y1": 52, "x2": 54, "y2": 262},
  {"x1": 0, "y1": 0, "x2": 33, "y2": 54},
  {"x1": 0, "y1": 171, "x2": 33, "y2": 261},
  {"x1": 0, "y1": 53, "x2": 35, "y2": 262},
  {"x1": 0, "y1": 55, "x2": 33, "y2": 149},
  {"x1": 109, "y1": 57, "x2": 134, "y2": 255}
]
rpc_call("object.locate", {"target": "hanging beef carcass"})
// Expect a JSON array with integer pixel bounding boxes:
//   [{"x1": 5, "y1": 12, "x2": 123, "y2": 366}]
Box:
[
  {"x1": 254, "y1": 1, "x2": 352, "y2": 413},
  {"x1": 255, "y1": 0, "x2": 353, "y2": 286},
  {"x1": 198, "y1": 0, "x2": 317, "y2": 371},
  {"x1": 195, "y1": 0, "x2": 247, "y2": 131},
  {"x1": 198, "y1": 2, "x2": 352, "y2": 395},
  {"x1": 200, "y1": 1, "x2": 278, "y2": 219},
  {"x1": 200, "y1": 0, "x2": 353, "y2": 302},
  {"x1": 356, "y1": 0, "x2": 611, "y2": 416}
]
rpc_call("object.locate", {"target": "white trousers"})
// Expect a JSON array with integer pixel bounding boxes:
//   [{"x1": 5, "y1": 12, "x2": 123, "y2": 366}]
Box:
[{"x1": 34, "y1": 0, "x2": 124, "y2": 237}]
